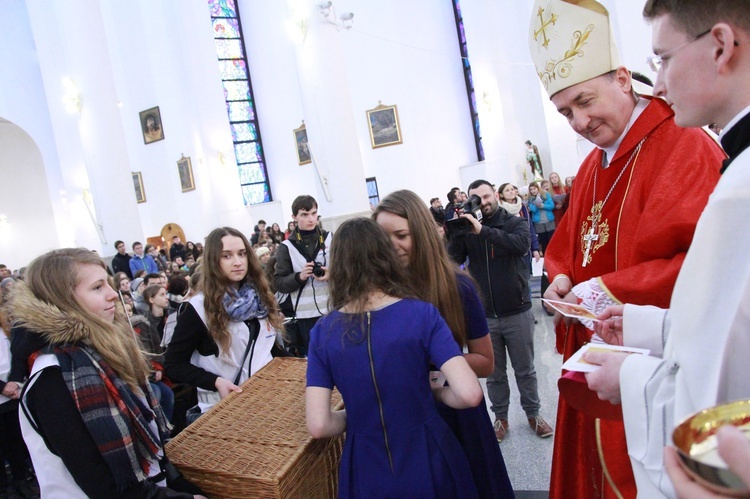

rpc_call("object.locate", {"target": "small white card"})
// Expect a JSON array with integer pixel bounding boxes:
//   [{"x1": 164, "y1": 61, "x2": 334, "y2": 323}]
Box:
[
  {"x1": 562, "y1": 342, "x2": 651, "y2": 373},
  {"x1": 541, "y1": 298, "x2": 601, "y2": 322}
]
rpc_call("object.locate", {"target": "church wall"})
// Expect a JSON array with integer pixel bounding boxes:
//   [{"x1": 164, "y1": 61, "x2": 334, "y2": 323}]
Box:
[
  {"x1": 0, "y1": 0, "x2": 661, "y2": 265},
  {"x1": 99, "y1": 0, "x2": 269, "y2": 243},
  {"x1": 0, "y1": 0, "x2": 78, "y2": 263},
  {"x1": 0, "y1": 123, "x2": 60, "y2": 270},
  {"x1": 239, "y1": 0, "x2": 480, "y2": 210}
]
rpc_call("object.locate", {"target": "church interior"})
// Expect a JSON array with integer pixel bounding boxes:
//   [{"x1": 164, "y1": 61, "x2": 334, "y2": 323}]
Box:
[
  {"x1": 0, "y1": 0, "x2": 651, "y2": 269},
  {"x1": 0, "y1": 0, "x2": 664, "y2": 495}
]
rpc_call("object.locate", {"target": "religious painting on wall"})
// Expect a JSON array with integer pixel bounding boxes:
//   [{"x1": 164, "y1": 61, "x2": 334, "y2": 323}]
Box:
[
  {"x1": 366, "y1": 102, "x2": 402, "y2": 149},
  {"x1": 139, "y1": 106, "x2": 164, "y2": 144},
  {"x1": 177, "y1": 155, "x2": 196, "y2": 192},
  {"x1": 132, "y1": 172, "x2": 146, "y2": 203},
  {"x1": 293, "y1": 122, "x2": 311, "y2": 165}
]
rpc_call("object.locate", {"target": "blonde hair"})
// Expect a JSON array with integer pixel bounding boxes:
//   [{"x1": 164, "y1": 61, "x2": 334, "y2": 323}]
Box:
[
  {"x1": 529, "y1": 181, "x2": 549, "y2": 201},
  {"x1": 22, "y1": 248, "x2": 150, "y2": 388}
]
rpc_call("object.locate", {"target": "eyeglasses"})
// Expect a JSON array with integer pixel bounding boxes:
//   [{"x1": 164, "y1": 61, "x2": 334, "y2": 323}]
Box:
[{"x1": 646, "y1": 29, "x2": 711, "y2": 73}]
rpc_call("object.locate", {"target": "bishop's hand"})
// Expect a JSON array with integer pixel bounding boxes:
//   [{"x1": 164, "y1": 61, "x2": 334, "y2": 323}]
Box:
[{"x1": 594, "y1": 305, "x2": 625, "y2": 346}]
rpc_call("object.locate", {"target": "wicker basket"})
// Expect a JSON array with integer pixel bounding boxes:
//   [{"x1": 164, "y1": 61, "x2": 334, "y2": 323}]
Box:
[{"x1": 166, "y1": 357, "x2": 344, "y2": 498}]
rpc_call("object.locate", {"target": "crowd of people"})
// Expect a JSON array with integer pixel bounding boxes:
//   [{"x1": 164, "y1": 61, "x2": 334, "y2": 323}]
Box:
[{"x1": 0, "y1": 0, "x2": 747, "y2": 497}]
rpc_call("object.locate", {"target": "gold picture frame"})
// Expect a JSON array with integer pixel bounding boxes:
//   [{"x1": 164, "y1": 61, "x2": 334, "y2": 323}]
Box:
[
  {"x1": 132, "y1": 172, "x2": 146, "y2": 203},
  {"x1": 366, "y1": 102, "x2": 402, "y2": 149},
  {"x1": 139, "y1": 106, "x2": 164, "y2": 144},
  {"x1": 293, "y1": 122, "x2": 311, "y2": 165},
  {"x1": 177, "y1": 155, "x2": 196, "y2": 192}
]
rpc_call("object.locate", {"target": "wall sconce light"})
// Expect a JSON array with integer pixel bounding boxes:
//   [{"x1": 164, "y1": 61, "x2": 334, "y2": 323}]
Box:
[
  {"x1": 286, "y1": 16, "x2": 307, "y2": 43},
  {"x1": 319, "y1": 1, "x2": 332, "y2": 17},
  {"x1": 286, "y1": 0, "x2": 309, "y2": 43},
  {"x1": 319, "y1": 1, "x2": 354, "y2": 31},
  {"x1": 62, "y1": 77, "x2": 82, "y2": 114},
  {"x1": 482, "y1": 91, "x2": 493, "y2": 112}
]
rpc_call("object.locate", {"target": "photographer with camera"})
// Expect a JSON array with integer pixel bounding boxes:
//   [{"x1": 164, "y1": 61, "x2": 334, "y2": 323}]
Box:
[
  {"x1": 449, "y1": 179, "x2": 553, "y2": 443},
  {"x1": 274, "y1": 195, "x2": 331, "y2": 357}
]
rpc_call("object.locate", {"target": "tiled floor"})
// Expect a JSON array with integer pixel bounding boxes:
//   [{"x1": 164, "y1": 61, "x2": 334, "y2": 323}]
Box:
[{"x1": 479, "y1": 277, "x2": 561, "y2": 496}]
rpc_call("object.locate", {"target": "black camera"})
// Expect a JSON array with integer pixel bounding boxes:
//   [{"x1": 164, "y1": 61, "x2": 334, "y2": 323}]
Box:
[
  {"x1": 312, "y1": 261, "x2": 326, "y2": 278},
  {"x1": 445, "y1": 194, "x2": 483, "y2": 236}
]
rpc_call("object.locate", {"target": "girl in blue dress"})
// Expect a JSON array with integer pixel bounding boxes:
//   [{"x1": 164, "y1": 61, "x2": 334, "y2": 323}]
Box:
[
  {"x1": 374, "y1": 189, "x2": 514, "y2": 498},
  {"x1": 306, "y1": 217, "x2": 482, "y2": 498}
]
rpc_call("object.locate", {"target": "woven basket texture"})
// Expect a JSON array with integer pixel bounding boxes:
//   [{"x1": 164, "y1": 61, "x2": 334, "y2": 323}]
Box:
[{"x1": 166, "y1": 357, "x2": 344, "y2": 498}]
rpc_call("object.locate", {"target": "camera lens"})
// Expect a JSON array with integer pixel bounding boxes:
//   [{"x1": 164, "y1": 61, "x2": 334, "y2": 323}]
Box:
[{"x1": 313, "y1": 263, "x2": 325, "y2": 277}]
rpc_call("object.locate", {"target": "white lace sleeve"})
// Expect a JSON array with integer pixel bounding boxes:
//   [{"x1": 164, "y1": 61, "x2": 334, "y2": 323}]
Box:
[{"x1": 571, "y1": 278, "x2": 617, "y2": 330}]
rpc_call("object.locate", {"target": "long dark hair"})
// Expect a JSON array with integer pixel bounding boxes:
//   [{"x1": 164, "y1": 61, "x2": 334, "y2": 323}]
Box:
[
  {"x1": 201, "y1": 227, "x2": 283, "y2": 352},
  {"x1": 328, "y1": 218, "x2": 415, "y2": 316},
  {"x1": 373, "y1": 190, "x2": 469, "y2": 347}
]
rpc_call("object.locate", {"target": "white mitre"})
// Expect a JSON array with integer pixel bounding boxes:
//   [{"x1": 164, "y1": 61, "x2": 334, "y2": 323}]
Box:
[{"x1": 528, "y1": 0, "x2": 621, "y2": 97}]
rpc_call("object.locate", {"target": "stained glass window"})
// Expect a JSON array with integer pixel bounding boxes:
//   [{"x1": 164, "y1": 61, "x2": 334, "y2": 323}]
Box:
[
  {"x1": 209, "y1": 0, "x2": 272, "y2": 204},
  {"x1": 366, "y1": 177, "x2": 380, "y2": 209},
  {"x1": 452, "y1": 0, "x2": 484, "y2": 162},
  {"x1": 212, "y1": 19, "x2": 240, "y2": 38},
  {"x1": 223, "y1": 81, "x2": 250, "y2": 101}
]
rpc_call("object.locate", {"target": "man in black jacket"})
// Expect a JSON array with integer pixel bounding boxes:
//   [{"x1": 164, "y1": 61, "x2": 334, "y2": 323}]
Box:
[
  {"x1": 274, "y1": 195, "x2": 331, "y2": 357},
  {"x1": 111, "y1": 240, "x2": 132, "y2": 279},
  {"x1": 169, "y1": 236, "x2": 187, "y2": 263},
  {"x1": 450, "y1": 179, "x2": 552, "y2": 442}
]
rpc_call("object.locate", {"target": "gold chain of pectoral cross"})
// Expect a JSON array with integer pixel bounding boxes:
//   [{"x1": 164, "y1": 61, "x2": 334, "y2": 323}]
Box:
[{"x1": 581, "y1": 137, "x2": 647, "y2": 268}]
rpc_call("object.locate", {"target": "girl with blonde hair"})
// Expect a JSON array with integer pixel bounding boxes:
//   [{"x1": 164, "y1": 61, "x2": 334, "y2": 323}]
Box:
[
  {"x1": 11, "y1": 248, "x2": 202, "y2": 497},
  {"x1": 548, "y1": 171, "x2": 569, "y2": 221},
  {"x1": 164, "y1": 227, "x2": 283, "y2": 417},
  {"x1": 373, "y1": 190, "x2": 513, "y2": 498}
]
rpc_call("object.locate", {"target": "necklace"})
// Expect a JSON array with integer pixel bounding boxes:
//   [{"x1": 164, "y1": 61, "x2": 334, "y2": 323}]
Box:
[{"x1": 581, "y1": 137, "x2": 647, "y2": 267}]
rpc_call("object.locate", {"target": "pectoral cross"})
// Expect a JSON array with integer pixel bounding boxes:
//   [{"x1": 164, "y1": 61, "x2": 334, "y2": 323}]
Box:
[
  {"x1": 534, "y1": 7, "x2": 558, "y2": 49},
  {"x1": 582, "y1": 226, "x2": 599, "y2": 268}
]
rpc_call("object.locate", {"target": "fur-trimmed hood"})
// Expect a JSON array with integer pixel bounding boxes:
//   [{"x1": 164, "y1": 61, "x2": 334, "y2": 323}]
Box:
[{"x1": 10, "y1": 282, "x2": 94, "y2": 346}]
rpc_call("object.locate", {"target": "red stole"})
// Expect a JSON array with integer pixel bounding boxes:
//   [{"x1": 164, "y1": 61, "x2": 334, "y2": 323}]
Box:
[{"x1": 545, "y1": 98, "x2": 724, "y2": 499}]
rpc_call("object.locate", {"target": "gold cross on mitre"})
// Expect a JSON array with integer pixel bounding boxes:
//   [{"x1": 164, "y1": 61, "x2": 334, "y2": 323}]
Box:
[
  {"x1": 534, "y1": 7, "x2": 558, "y2": 49},
  {"x1": 528, "y1": 0, "x2": 621, "y2": 98},
  {"x1": 580, "y1": 202, "x2": 609, "y2": 267}
]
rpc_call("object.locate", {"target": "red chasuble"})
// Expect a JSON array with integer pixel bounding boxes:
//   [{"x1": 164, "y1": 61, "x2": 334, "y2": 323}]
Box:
[{"x1": 546, "y1": 97, "x2": 724, "y2": 499}]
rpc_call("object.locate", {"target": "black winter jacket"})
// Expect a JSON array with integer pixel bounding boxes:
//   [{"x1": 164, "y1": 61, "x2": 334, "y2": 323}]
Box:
[
  {"x1": 449, "y1": 206, "x2": 532, "y2": 318},
  {"x1": 111, "y1": 253, "x2": 133, "y2": 279}
]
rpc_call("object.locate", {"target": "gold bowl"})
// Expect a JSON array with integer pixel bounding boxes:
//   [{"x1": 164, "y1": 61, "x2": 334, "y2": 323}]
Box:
[{"x1": 672, "y1": 399, "x2": 750, "y2": 497}]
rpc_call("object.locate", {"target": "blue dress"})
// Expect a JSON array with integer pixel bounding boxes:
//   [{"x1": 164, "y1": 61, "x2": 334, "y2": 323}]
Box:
[
  {"x1": 435, "y1": 275, "x2": 514, "y2": 498},
  {"x1": 307, "y1": 299, "x2": 479, "y2": 499}
]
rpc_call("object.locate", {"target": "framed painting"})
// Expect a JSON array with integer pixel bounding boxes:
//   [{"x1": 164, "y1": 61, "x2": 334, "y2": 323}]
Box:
[
  {"x1": 177, "y1": 155, "x2": 196, "y2": 192},
  {"x1": 139, "y1": 106, "x2": 164, "y2": 144},
  {"x1": 293, "y1": 122, "x2": 311, "y2": 165},
  {"x1": 366, "y1": 102, "x2": 402, "y2": 149},
  {"x1": 132, "y1": 172, "x2": 146, "y2": 203}
]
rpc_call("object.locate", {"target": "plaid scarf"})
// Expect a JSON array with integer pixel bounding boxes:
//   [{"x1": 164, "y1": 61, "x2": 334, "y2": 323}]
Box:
[{"x1": 53, "y1": 344, "x2": 169, "y2": 491}]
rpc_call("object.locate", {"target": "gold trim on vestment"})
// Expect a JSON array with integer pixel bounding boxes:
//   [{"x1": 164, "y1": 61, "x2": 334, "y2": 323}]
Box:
[
  {"x1": 614, "y1": 143, "x2": 644, "y2": 270},
  {"x1": 595, "y1": 418, "x2": 624, "y2": 499},
  {"x1": 596, "y1": 277, "x2": 623, "y2": 305}
]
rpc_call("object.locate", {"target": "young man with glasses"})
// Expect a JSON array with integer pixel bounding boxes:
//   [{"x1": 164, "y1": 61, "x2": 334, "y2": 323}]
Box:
[
  {"x1": 528, "y1": 0, "x2": 725, "y2": 497},
  {"x1": 584, "y1": 1, "x2": 750, "y2": 496}
]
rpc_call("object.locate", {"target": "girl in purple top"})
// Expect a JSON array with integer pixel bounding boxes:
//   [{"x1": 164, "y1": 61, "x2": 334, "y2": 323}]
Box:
[
  {"x1": 306, "y1": 218, "x2": 482, "y2": 498},
  {"x1": 374, "y1": 189, "x2": 514, "y2": 498}
]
